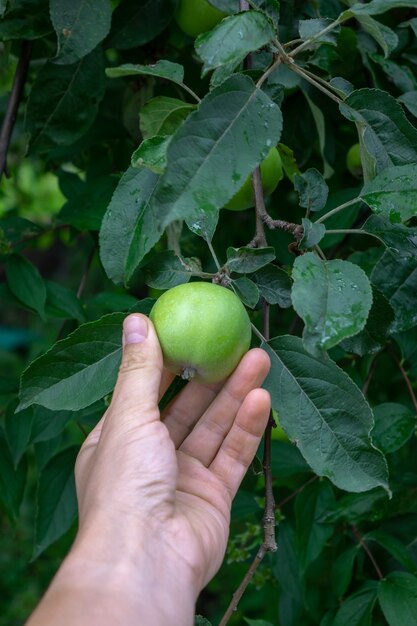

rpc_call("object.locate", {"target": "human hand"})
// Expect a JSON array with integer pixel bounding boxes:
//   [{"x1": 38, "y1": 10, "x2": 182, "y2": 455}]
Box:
[{"x1": 27, "y1": 313, "x2": 270, "y2": 626}]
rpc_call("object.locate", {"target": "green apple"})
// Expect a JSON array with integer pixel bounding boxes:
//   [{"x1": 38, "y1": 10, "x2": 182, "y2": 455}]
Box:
[
  {"x1": 225, "y1": 147, "x2": 283, "y2": 211},
  {"x1": 175, "y1": 0, "x2": 226, "y2": 38},
  {"x1": 149, "y1": 281, "x2": 251, "y2": 383},
  {"x1": 346, "y1": 143, "x2": 362, "y2": 178}
]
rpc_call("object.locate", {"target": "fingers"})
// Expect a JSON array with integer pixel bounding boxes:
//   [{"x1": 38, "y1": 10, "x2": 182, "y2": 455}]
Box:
[
  {"x1": 103, "y1": 314, "x2": 164, "y2": 431},
  {"x1": 209, "y1": 388, "x2": 271, "y2": 499},
  {"x1": 178, "y1": 348, "x2": 270, "y2": 464}
]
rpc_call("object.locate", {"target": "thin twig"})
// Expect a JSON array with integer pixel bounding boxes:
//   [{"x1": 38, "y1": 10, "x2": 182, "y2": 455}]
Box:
[
  {"x1": 288, "y1": 62, "x2": 344, "y2": 105},
  {"x1": 218, "y1": 546, "x2": 266, "y2": 626},
  {"x1": 207, "y1": 239, "x2": 221, "y2": 271},
  {"x1": 315, "y1": 197, "x2": 360, "y2": 224},
  {"x1": 0, "y1": 40, "x2": 33, "y2": 181},
  {"x1": 275, "y1": 475, "x2": 318, "y2": 509},
  {"x1": 352, "y1": 525, "x2": 384, "y2": 581},
  {"x1": 389, "y1": 350, "x2": 417, "y2": 415},
  {"x1": 289, "y1": 17, "x2": 344, "y2": 58},
  {"x1": 362, "y1": 353, "x2": 378, "y2": 396},
  {"x1": 76, "y1": 245, "x2": 95, "y2": 299}
]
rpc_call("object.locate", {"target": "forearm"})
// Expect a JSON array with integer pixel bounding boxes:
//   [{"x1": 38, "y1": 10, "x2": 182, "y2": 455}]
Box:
[{"x1": 26, "y1": 539, "x2": 197, "y2": 626}]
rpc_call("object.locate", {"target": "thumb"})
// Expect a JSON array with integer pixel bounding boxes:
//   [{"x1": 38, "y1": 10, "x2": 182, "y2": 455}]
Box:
[{"x1": 109, "y1": 314, "x2": 164, "y2": 425}]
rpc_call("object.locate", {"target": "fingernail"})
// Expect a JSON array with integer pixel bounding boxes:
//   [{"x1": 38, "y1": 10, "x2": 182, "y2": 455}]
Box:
[{"x1": 123, "y1": 315, "x2": 148, "y2": 344}]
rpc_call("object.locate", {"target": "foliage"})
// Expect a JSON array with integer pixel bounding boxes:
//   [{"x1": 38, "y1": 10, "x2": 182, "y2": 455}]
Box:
[{"x1": 1, "y1": 0, "x2": 417, "y2": 624}]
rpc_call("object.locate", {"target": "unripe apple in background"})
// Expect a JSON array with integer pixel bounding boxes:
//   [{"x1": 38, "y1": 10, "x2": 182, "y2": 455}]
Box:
[
  {"x1": 149, "y1": 281, "x2": 251, "y2": 383},
  {"x1": 225, "y1": 147, "x2": 283, "y2": 211},
  {"x1": 175, "y1": 0, "x2": 226, "y2": 38},
  {"x1": 271, "y1": 409, "x2": 290, "y2": 442},
  {"x1": 346, "y1": 143, "x2": 363, "y2": 178}
]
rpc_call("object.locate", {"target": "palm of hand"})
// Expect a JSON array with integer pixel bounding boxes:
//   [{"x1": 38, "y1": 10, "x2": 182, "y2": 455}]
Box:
[{"x1": 75, "y1": 348, "x2": 270, "y2": 593}]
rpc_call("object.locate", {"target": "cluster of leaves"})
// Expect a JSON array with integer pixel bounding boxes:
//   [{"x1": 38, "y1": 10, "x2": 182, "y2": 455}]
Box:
[{"x1": 1, "y1": 0, "x2": 417, "y2": 624}]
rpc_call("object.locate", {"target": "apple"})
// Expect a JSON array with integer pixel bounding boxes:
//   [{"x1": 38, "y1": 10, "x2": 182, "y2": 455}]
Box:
[
  {"x1": 346, "y1": 143, "x2": 362, "y2": 178},
  {"x1": 149, "y1": 281, "x2": 251, "y2": 383},
  {"x1": 175, "y1": 0, "x2": 226, "y2": 38},
  {"x1": 225, "y1": 147, "x2": 283, "y2": 211}
]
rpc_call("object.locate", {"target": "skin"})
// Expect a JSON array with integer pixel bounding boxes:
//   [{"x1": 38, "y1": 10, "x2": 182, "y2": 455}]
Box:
[
  {"x1": 26, "y1": 314, "x2": 271, "y2": 626},
  {"x1": 225, "y1": 147, "x2": 283, "y2": 211},
  {"x1": 149, "y1": 282, "x2": 252, "y2": 383},
  {"x1": 175, "y1": 0, "x2": 226, "y2": 38}
]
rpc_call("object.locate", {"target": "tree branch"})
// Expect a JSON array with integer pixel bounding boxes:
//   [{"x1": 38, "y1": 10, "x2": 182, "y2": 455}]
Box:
[
  {"x1": 352, "y1": 525, "x2": 384, "y2": 581},
  {"x1": 0, "y1": 40, "x2": 33, "y2": 181},
  {"x1": 389, "y1": 350, "x2": 417, "y2": 415}
]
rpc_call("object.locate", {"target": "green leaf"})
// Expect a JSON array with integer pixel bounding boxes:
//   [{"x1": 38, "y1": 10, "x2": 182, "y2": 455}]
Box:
[
  {"x1": 150, "y1": 74, "x2": 282, "y2": 240},
  {"x1": 195, "y1": 11, "x2": 275, "y2": 76},
  {"x1": 362, "y1": 215, "x2": 417, "y2": 259},
  {"x1": 295, "y1": 480, "x2": 335, "y2": 573},
  {"x1": 106, "y1": 60, "x2": 184, "y2": 83},
  {"x1": 45, "y1": 280, "x2": 86, "y2": 322},
  {"x1": 322, "y1": 489, "x2": 388, "y2": 524},
  {"x1": 131, "y1": 136, "x2": 171, "y2": 174},
  {"x1": 340, "y1": 90, "x2": 417, "y2": 173},
  {"x1": 270, "y1": 440, "x2": 310, "y2": 478},
  {"x1": 59, "y1": 175, "x2": 118, "y2": 231},
  {"x1": 332, "y1": 546, "x2": 359, "y2": 598},
  {"x1": 291, "y1": 253, "x2": 373, "y2": 357},
  {"x1": 378, "y1": 572, "x2": 417, "y2": 626},
  {"x1": 30, "y1": 406, "x2": 73, "y2": 443},
  {"x1": 106, "y1": 0, "x2": 176, "y2": 49},
  {"x1": 349, "y1": 0, "x2": 417, "y2": 15},
  {"x1": 332, "y1": 583, "x2": 377, "y2": 626},
  {"x1": 99, "y1": 168, "x2": 160, "y2": 285},
  {"x1": 299, "y1": 218, "x2": 326, "y2": 249},
  {"x1": 371, "y1": 251, "x2": 417, "y2": 332},
  {"x1": 273, "y1": 521, "x2": 303, "y2": 602},
  {"x1": 245, "y1": 620, "x2": 274, "y2": 626},
  {"x1": 50, "y1": 0, "x2": 111, "y2": 64},
  {"x1": 144, "y1": 251, "x2": 199, "y2": 289},
  {"x1": 0, "y1": 428, "x2": 27, "y2": 523},
  {"x1": 195, "y1": 617, "x2": 213, "y2": 626},
  {"x1": 5, "y1": 400, "x2": 33, "y2": 467},
  {"x1": 0, "y1": 0, "x2": 51, "y2": 39},
  {"x1": 33, "y1": 446, "x2": 78, "y2": 559},
  {"x1": 365, "y1": 530, "x2": 416, "y2": 572},
  {"x1": 5, "y1": 254, "x2": 46, "y2": 320},
  {"x1": 302, "y1": 89, "x2": 334, "y2": 179},
  {"x1": 140, "y1": 97, "x2": 195, "y2": 140},
  {"x1": 355, "y1": 15, "x2": 398, "y2": 58},
  {"x1": 262, "y1": 335, "x2": 390, "y2": 493},
  {"x1": 25, "y1": 48, "x2": 105, "y2": 153},
  {"x1": 299, "y1": 18, "x2": 340, "y2": 45},
  {"x1": 231, "y1": 277, "x2": 259, "y2": 308},
  {"x1": 18, "y1": 313, "x2": 123, "y2": 412},
  {"x1": 371, "y1": 55, "x2": 417, "y2": 92},
  {"x1": 340, "y1": 288, "x2": 395, "y2": 356},
  {"x1": 398, "y1": 91, "x2": 417, "y2": 118},
  {"x1": 252, "y1": 265, "x2": 292, "y2": 308},
  {"x1": 360, "y1": 165, "x2": 417, "y2": 223},
  {"x1": 372, "y1": 403, "x2": 416, "y2": 454},
  {"x1": 226, "y1": 246, "x2": 275, "y2": 273},
  {"x1": 294, "y1": 168, "x2": 329, "y2": 212}
]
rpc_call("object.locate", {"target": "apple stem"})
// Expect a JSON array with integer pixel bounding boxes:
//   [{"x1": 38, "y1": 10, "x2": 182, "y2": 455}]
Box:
[{"x1": 181, "y1": 367, "x2": 196, "y2": 381}]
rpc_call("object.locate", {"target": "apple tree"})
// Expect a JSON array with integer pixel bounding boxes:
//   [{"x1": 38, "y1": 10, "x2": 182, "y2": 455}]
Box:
[{"x1": 1, "y1": 0, "x2": 417, "y2": 624}]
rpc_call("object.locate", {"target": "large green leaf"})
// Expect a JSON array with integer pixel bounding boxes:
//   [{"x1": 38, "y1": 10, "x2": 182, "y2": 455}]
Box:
[
  {"x1": 252, "y1": 264, "x2": 292, "y2": 308},
  {"x1": 362, "y1": 215, "x2": 417, "y2": 259},
  {"x1": 25, "y1": 48, "x2": 105, "y2": 153},
  {"x1": 0, "y1": 0, "x2": 51, "y2": 39},
  {"x1": 143, "y1": 251, "x2": 199, "y2": 289},
  {"x1": 99, "y1": 168, "x2": 159, "y2": 285},
  {"x1": 372, "y1": 403, "x2": 416, "y2": 454},
  {"x1": 272, "y1": 521, "x2": 304, "y2": 603},
  {"x1": 371, "y1": 251, "x2": 417, "y2": 332},
  {"x1": 106, "y1": 0, "x2": 176, "y2": 49},
  {"x1": 332, "y1": 584, "x2": 378, "y2": 626},
  {"x1": 50, "y1": 0, "x2": 111, "y2": 64},
  {"x1": 262, "y1": 336, "x2": 389, "y2": 493},
  {"x1": 0, "y1": 429, "x2": 27, "y2": 523},
  {"x1": 225, "y1": 246, "x2": 275, "y2": 274},
  {"x1": 295, "y1": 480, "x2": 335, "y2": 573},
  {"x1": 291, "y1": 253, "x2": 373, "y2": 357},
  {"x1": 378, "y1": 572, "x2": 417, "y2": 626},
  {"x1": 5, "y1": 254, "x2": 46, "y2": 320},
  {"x1": 340, "y1": 90, "x2": 417, "y2": 173},
  {"x1": 360, "y1": 165, "x2": 417, "y2": 223},
  {"x1": 195, "y1": 11, "x2": 275, "y2": 76},
  {"x1": 139, "y1": 97, "x2": 195, "y2": 140},
  {"x1": 33, "y1": 446, "x2": 78, "y2": 559},
  {"x1": 18, "y1": 314, "x2": 123, "y2": 412},
  {"x1": 149, "y1": 73, "x2": 282, "y2": 240},
  {"x1": 349, "y1": 0, "x2": 417, "y2": 15}
]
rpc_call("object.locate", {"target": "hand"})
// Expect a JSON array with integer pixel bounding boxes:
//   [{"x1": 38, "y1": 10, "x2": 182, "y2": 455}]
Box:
[{"x1": 27, "y1": 313, "x2": 271, "y2": 626}]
